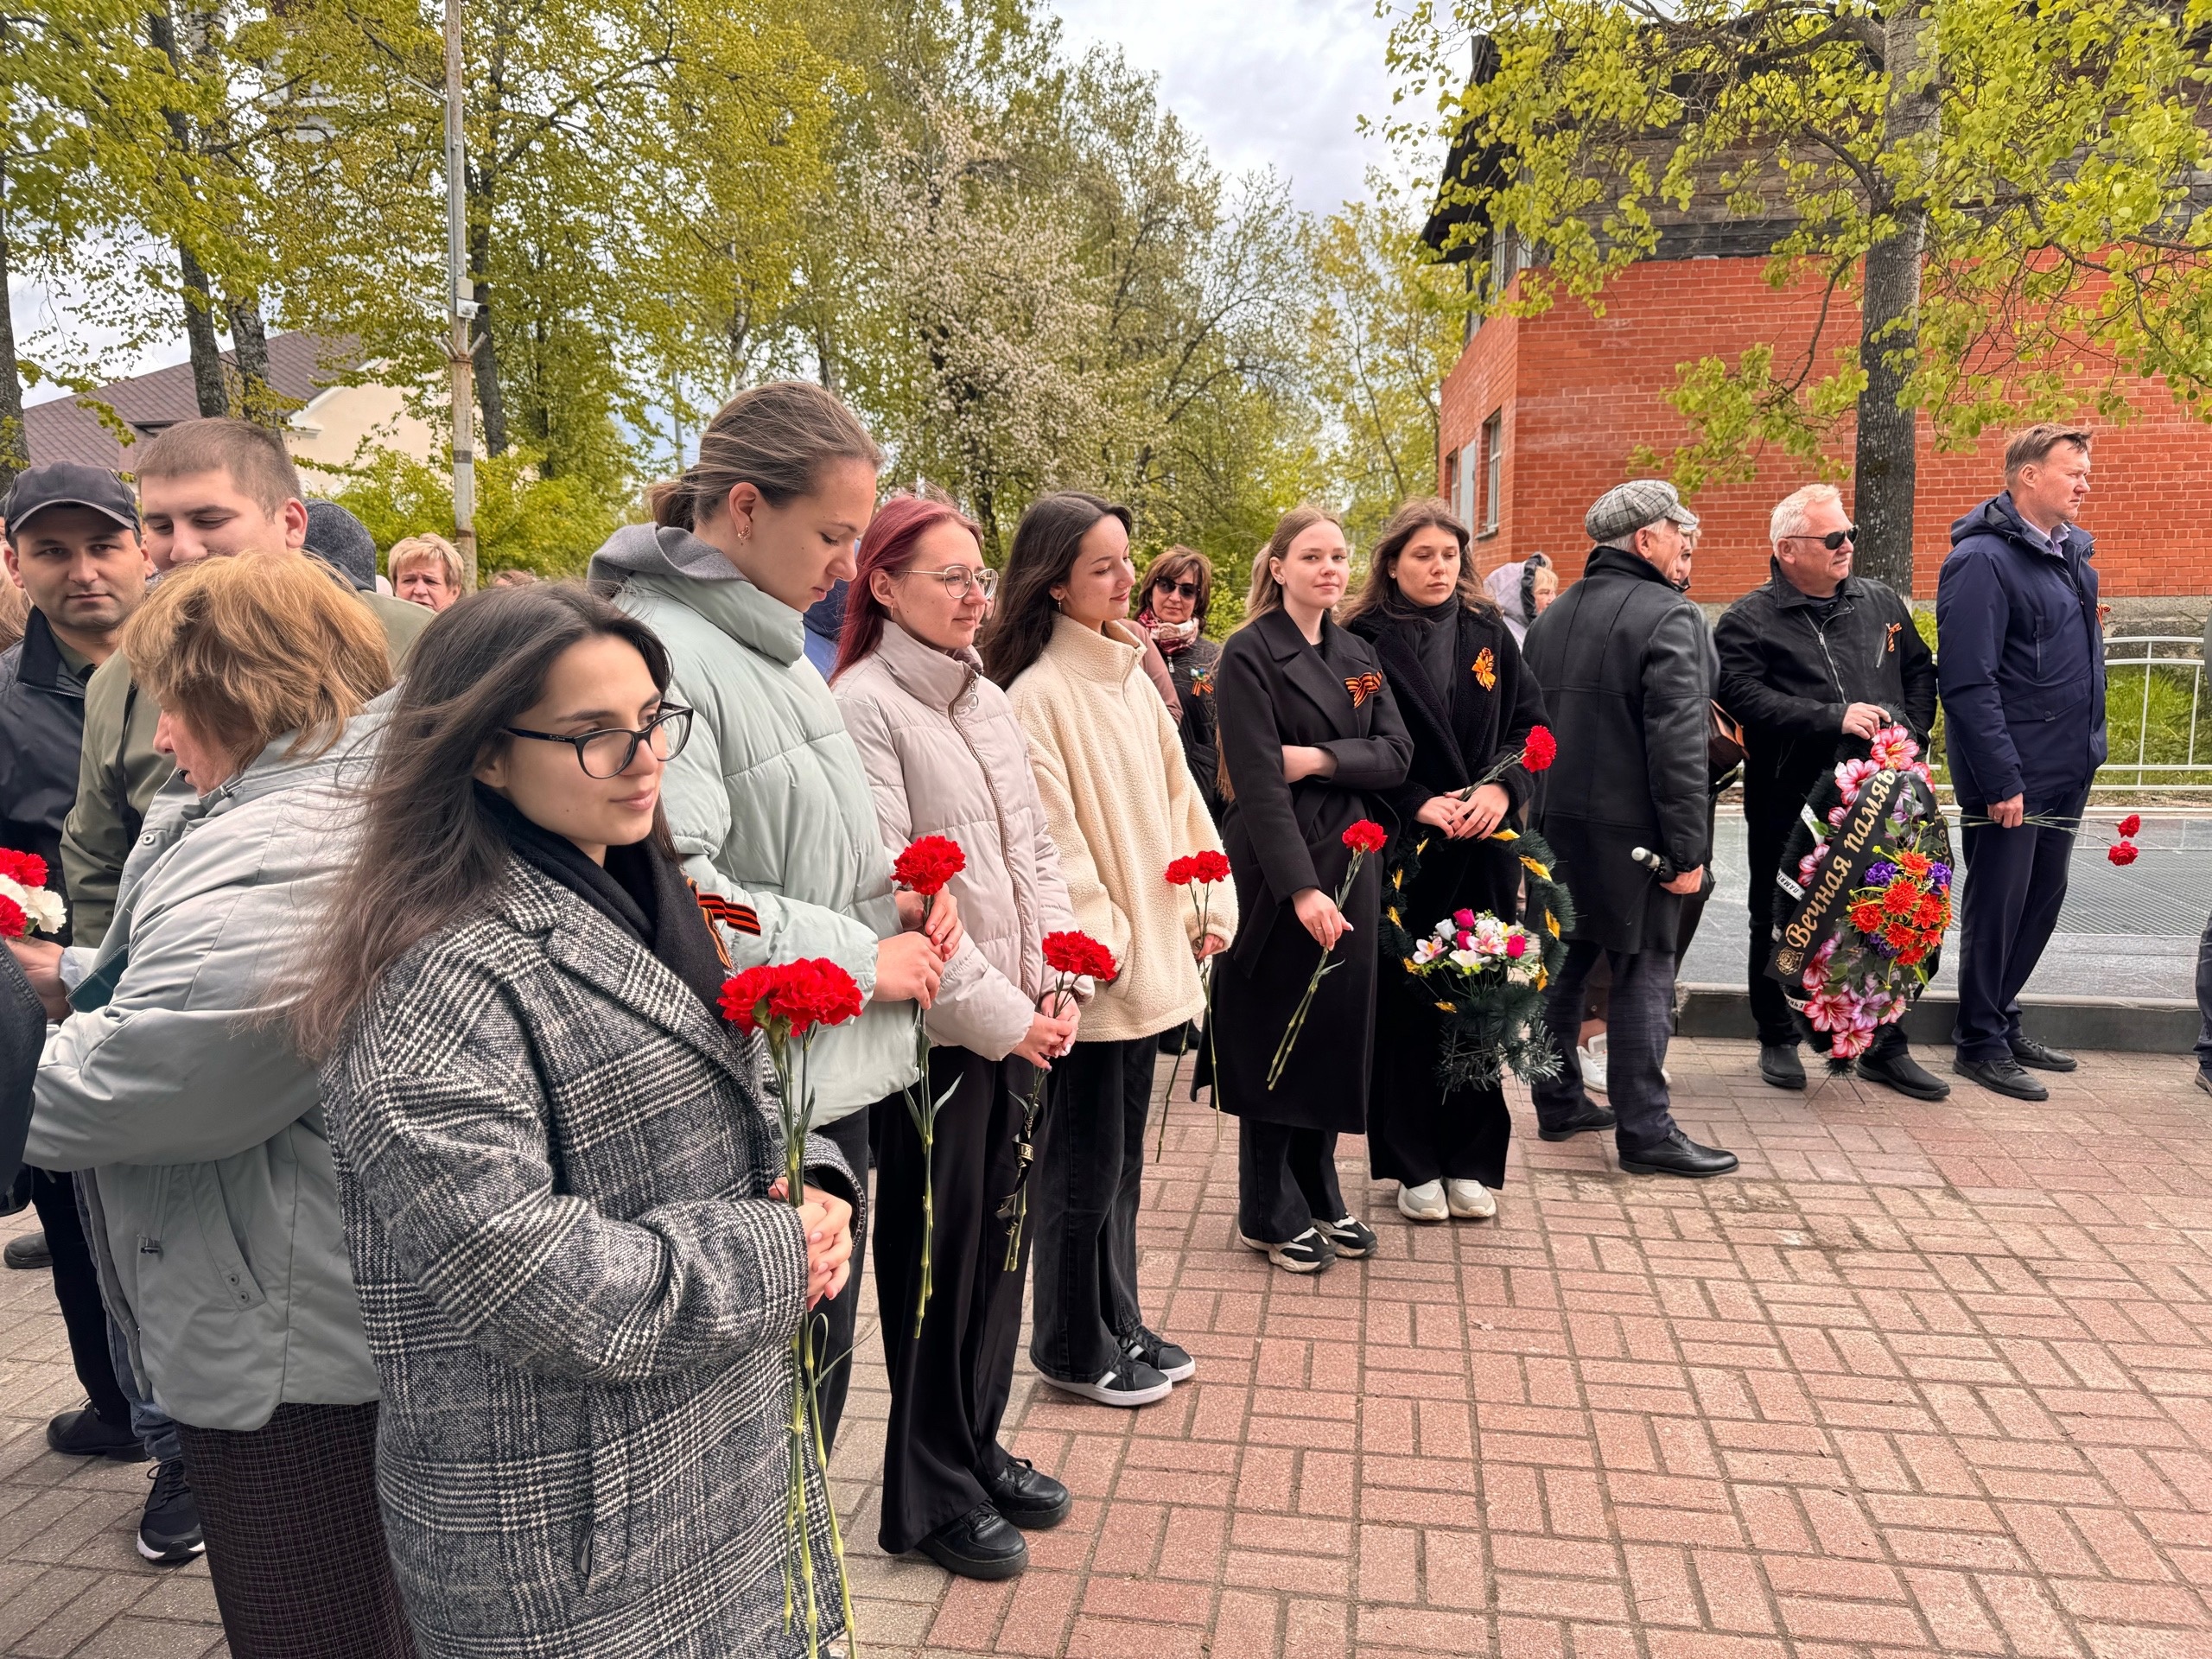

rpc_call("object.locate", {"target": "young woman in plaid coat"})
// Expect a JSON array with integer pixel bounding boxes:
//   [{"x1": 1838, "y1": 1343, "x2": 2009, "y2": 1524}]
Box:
[{"x1": 302, "y1": 586, "x2": 859, "y2": 1658}]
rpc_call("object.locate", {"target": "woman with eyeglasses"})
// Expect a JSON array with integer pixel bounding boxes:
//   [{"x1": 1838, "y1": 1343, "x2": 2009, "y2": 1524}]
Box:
[
  {"x1": 584, "y1": 382, "x2": 959, "y2": 1453},
  {"x1": 829, "y1": 495, "x2": 1081, "y2": 1580},
  {"x1": 1136, "y1": 548, "x2": 1223, "y2": 824},
  {"x1": 302, "y1": 582, "x2": 861, "y2": 1658}
]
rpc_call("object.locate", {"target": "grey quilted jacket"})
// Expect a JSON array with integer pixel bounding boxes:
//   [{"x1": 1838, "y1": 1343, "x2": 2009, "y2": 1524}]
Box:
[{"x1": 323, "y1": 857, "x2": 857, "y2": 1658}]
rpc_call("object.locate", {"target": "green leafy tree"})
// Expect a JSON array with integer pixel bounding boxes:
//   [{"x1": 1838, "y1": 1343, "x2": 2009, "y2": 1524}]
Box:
[
  {"x1": 327, "y1": 444, "x2": 619, "y2": 579},
  {"x1": 1387, "y1": 0, "x2": 2212, "y2": 589}
]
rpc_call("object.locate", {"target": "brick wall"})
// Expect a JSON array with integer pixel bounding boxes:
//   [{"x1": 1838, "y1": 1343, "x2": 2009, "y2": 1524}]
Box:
[{"x1": 1436, "y1": 258, "x2": 2212, "y2": 602}]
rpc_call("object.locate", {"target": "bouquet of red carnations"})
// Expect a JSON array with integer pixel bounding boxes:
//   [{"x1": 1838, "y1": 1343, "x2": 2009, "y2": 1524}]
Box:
[
  {"x1": 1770, "y1": 725, "x2": 1953, "y2": 1068},
  {"x1": 1159, "y1": 850, "x2": 1230, "y2": 1128},
  {"x1": 721, "y1": 958, "x2": 865, "y2": 1657},
  {"x1": 1267, "y1": 820, "x2": 1387, "y2": 1090},
  {"x1": 0, "y1": 851, "x2": 66, "y2": 939},
  {"x1": 996, "y1": 929, "x2": 1115, "y2": 1268}
]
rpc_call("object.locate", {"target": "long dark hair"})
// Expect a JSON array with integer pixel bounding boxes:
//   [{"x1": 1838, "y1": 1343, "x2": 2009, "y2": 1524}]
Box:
[
  {"x1": 292, "y1": 582, "x2": 673, "y2": 1058},
  {"x1": 1337, "y1": 496, "x2": 1494, "y2": 626},
  {"x1": 834, "y1": 493, "x2": 983, "y2": 682},
  {"x1": 979, "y1": 491, "x2": 1132, "y2": 688}
]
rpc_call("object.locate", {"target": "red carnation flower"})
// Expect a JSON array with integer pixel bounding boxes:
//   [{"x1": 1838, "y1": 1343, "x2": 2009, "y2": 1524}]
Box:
[
  {"x1": 720, "y1": 958, "x2": 865, "y2": 1038},
  {"x1": 2118, "y1": 813, "x2": 2142, "y2": 838},
  {"x1": 0, "y1": 849, "x2": 48, "y2": 888},
  {"x1": 2108, "y1": 840, "x2": 2139, "y2": 868},
  {"x1": 893, "y1": 835, "x2": 966, "y2": 898},
  {"x1": 1520, "y1": 726, "x2": 1557, "y2": 772},
  {"x1": 1192, "y1": 850, "x2": 1230, "y2": 884},
  {"x1": 1848, "y1": 901, "x2": 1885, "y2": 934},
  {"x1": 1042, "y1": 930, "x2": 1118, "y2": 982},
  {"x1": 1342, "y1": 820, "x2": 1388, "y2": 855},
  {"x1": 0, "y1": 893, "x2": 23, "y2": 940},
  {"x1": 1166, "y1": 856, "x2": 1197, "y2": 886}
]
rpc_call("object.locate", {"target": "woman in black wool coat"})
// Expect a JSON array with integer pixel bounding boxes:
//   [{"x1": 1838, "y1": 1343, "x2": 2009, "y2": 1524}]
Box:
[
  {"x1": 1343, "y1": 499, "x2": 1548, "y2": 1226},
  {"x1": 1208, "y1": 505, "x2": 1411, "y2": 1274}
]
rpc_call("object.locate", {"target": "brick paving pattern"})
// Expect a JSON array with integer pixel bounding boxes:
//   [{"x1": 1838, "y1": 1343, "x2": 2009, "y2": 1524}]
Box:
[{"x1": 10, "y1": 1039, "x2": 2212, "y2": 1656}]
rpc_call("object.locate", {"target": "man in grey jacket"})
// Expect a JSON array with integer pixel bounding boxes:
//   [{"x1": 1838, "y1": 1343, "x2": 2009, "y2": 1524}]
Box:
[{"x1": 1521, "y1": 480, "x2": 1738, "y2": 1179}]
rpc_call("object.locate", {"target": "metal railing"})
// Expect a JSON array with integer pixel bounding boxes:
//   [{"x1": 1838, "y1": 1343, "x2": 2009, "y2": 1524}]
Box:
[{"x1": 1923, "y1": 635, "x2": 2212, "y2": 801}]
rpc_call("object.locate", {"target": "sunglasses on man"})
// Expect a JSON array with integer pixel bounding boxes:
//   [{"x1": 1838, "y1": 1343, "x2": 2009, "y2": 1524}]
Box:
[{"x1": 1788, "y1": 525, "x2": 1858, "y2": 550}]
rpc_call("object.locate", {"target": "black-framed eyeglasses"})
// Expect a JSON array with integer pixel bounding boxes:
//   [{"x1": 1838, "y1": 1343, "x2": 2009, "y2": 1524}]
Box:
[
  {"x1": 1789, "y1": 525, "x2": 1858, "y2": 550},
  {"x1": 505, "y1": 705, "x2": 694, "y2": 779},
  {"x1": 908, "y1": 565, "x2": 997, "y2": 600}
]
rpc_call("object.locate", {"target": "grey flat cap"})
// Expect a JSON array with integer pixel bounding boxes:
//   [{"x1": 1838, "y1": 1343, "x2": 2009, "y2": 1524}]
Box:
[
  {"x1": 303, "y1": 499, "x2": 378, "y2": 591},
  {"x1": 1585, "y1": 479, "x2": 1699, "y2": 545}
]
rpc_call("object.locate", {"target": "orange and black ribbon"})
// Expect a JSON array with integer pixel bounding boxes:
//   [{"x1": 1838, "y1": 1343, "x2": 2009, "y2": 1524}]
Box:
[
  {"x1": 1344, "y1": 671, "x2": 1382, "y2": 708},
  {"x1": 689, "y1": 883, "x2": 760, "y2": 970}
]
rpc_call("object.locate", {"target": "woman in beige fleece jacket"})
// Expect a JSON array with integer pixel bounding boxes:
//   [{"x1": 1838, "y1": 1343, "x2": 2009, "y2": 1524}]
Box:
[{"x1": 982, "y1": 492, "x2": 1235, "y2": 1410}]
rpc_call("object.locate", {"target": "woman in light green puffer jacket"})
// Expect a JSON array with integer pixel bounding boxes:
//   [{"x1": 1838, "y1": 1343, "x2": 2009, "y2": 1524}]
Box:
[{"x1": 586, "y1": 380, "x2": 955, "y2": 1449}]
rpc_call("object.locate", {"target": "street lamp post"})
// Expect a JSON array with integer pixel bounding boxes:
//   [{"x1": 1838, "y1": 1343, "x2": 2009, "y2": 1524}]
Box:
[{"x1": 445, "y1": 0, "x2": 477, "y2": 588}]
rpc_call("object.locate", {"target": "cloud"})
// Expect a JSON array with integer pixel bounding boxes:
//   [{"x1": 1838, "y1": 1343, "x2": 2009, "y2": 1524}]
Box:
[{"x1": 1051, "y1": 0, "x2": 1404, "y2": 213}]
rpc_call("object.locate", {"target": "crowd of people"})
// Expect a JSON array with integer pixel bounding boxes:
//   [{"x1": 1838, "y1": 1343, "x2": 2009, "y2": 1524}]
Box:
[{"x1": 0, "y1": 387, "x2": 2173, "y2": 1656}]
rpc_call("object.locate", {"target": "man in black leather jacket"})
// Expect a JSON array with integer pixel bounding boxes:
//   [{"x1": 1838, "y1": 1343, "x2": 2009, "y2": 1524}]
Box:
[
  {"x1": 1522, "y1": 480, "x2": 1738, "y2": 1179},
  {"x1": 1715, "y1": 483, "x2": 1943, "y2": 1100}
]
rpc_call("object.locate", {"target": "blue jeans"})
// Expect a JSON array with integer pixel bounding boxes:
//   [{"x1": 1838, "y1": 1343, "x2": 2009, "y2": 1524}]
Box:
[{"x1": 1531, "y1": 940, "x2": 1680, "y2": 1151}]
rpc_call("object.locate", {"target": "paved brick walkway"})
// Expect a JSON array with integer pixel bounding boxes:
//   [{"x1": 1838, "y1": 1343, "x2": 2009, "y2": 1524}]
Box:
[{"x1": 10, "y1": 1039, "x2": 2212, "y2": 1656}]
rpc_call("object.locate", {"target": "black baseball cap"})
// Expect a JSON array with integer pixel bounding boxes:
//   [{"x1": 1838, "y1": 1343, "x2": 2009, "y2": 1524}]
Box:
[{"x1": 3, "y1": 463, "x2": 140, "y2": 543}]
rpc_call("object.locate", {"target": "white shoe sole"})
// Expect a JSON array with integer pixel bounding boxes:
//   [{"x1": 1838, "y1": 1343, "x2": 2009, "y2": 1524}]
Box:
[
  {"x1": 1148, "y1": 1354, "x2": 1197, "y2": 1384},
  {"x1": 1446, "y1": 1186, "x2": 1497, "y2": 1220},
  {"x1": 1395, "y1": 1191, "x2": 1449, "y2": 1224},
  {"x1": 1236, "y1": 1231, "x2": 1332, "y2": 1273},
  {"x1": 1039, "y1": 1370, "x2": 1173, "y2": 1408},
  {"x1": 137, "y1": 1533, "x2": 206, "y2": 1564}
]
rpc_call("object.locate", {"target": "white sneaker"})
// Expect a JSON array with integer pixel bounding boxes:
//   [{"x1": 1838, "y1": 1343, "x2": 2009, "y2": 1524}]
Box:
[
  {"x1": 1396, "y1": 1180, "x2": 1449, "y2": 1222},
  {"x1": 1446, "y1": 1179, "x2": 1497, "y2": 1220},
  {"x1": 1578, "y1": 1034, "x2": 1609, "y2": 1095}
]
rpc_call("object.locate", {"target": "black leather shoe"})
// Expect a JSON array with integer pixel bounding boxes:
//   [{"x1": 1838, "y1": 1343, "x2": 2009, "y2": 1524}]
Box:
[
  {"x1": 1955, "y1": 1056, "x2": 2048, "y2": 1100},
  {"x1": 917, "y1": 1503, "x2": 1028, "y2": 1580},
  {"x1": 2009, "y1": 1036, "x2": 2077, "y2": 1072},
  {"x1": 47, "y1": 1406, "x2": 147, "y2": 1461},
  {"x1": 985, "y1": 1457, "x2": 1071, "y2": 1529},
  {"x1": 1856, "y1": 1047, "x2": 1951, "y2": 1101},
  {"x1": 4, "y1": 1230, "x2": 51, "y2": 1270},
  {"x1": 1537, "y1": 1103, "x2": 1618, "y2": 1142},
  {"x1": 1758, "y1": 1043, "x2": 1806, "y2": 1090},
  {"x1": 1618, "y1": 1129, "x2": 1738, "y2": 1178}
]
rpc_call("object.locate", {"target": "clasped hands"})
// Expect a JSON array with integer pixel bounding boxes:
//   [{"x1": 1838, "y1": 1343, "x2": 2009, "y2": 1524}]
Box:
[
  {"x1": 880, "y1": 887, "x2": 965, "y2": 1007},
  {"x1": 1415, "y1": 784, "x2": 1510, "y2": 841},
  {"x1": 767, "y1": 1178, "x2": 854, "y2": 1310}
]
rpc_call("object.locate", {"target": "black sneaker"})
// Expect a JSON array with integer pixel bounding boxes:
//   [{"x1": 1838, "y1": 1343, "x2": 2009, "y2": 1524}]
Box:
[
  {"x1": 1856, "y1": 1046, "x2": 1951, "y2": 1101},
  {"x1": 1039, "y1": 1355, "x2": 1173, "y2": 1408},
  {"x1": 1123, "y1": 1325, "x2": 1195, "y2": 1384},
  {"x1": 1314, "y1": 1215, "x2": 1377, "y2": 1259},
  {"x1": 984, "y1": 1456, "x2": 1071, "y2": 1529},
  {"x1": 1237, "y1": 1227, "x2": 1334, "y2": 1274},
  {"x1": 46, "y1": 1406, "x2": 146, "y2": 1461},
  {"x1": 916, "y1": 1502, "x2": 1028, "y2": 1580},
  {"x1": 138, "y1": 1459, "x2": 205, "y2": 1565},
  {"x1": 1954, "y1": 1055, "x2": 2048, "y2": 1101}
]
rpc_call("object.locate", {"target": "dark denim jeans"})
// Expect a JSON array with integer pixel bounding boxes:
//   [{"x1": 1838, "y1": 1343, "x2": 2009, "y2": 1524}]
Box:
[
  {"x1": 2196, "y1": 908, "x2": 2211, "y2": 1076},
  {"x1": 1531, "y1": 940, "x2": 1680, "y2": 1151},
  {"x1": 1027, "y1": 1037, "x2": 1150, "y2": 1386}
]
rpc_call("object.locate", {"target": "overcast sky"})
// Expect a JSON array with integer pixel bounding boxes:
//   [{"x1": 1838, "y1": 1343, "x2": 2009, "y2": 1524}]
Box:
[{"x1": 12, "y1": 1, "x2": 1421, "y2": 403}]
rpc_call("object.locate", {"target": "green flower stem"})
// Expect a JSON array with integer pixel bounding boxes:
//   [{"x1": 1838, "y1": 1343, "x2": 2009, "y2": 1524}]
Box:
[{"x1": 1267, "y1": 851, "x2": 1364, "y2": 1090}]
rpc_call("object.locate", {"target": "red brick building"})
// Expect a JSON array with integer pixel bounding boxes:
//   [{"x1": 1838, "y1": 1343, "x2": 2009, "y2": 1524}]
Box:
[
  {"x1": 1437, "y1": 256, "x2": 2212, "y2": 605},
  {"x1": 1433, "y1": 243, "x2": 2212, "y2": 606}
]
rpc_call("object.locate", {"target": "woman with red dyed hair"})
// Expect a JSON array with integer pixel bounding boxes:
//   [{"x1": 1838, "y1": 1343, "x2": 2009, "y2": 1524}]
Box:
[{"x1": 832, "y1": 495, "x2": 1084, "y2": 1580}]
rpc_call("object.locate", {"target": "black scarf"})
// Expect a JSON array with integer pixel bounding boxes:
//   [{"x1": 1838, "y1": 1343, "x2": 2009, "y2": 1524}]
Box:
[{"x1": 477, "y1": 785, "x2": 728, "y2": 1019}]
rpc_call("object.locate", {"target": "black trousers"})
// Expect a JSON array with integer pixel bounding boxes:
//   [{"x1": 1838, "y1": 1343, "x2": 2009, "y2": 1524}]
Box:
[
  {"x1": 810, "y1": 1109, "x2": 872, "y2": 1453},
  {"x1": 30, "y1": 1167, "x2": 130, "y2": 1427},
  {"x1": 1237, "y1": 1121, "x2": 1346, "y2": 1243},
  {"x1": 174, "y1": 1402, "x2": 416, "y2": 1659},
  {"x1": 1532, "y1": 940, "x2": 1679, "y2": 1151},
  {"x1": 1745, "y1": 779, "x2": 1806, "y2": 1047},
  {"x1": 1028, "y1": 1036, "x2": 1151, "y2": 1385},
  {"x1": 870, "y1": 1048, "x2": 1032, "y2": 1554},
  {"x1": 1955, "y1": 807, "x2": 2079, "y2": 1063},
  {"x1": 2196, "y1": 907, "x2": 2211, "y2": 1076}
]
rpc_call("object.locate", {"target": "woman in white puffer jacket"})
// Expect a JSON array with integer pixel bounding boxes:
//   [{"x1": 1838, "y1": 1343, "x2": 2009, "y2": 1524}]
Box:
[{"x1": 831, "y1": 494, "x2": 1083, "y2": 1582}]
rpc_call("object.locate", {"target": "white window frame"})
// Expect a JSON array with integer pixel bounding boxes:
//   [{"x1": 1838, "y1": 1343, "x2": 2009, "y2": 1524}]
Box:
[{"x1": 1480, "y1": 410, "x2": 1504, "y2": 535}]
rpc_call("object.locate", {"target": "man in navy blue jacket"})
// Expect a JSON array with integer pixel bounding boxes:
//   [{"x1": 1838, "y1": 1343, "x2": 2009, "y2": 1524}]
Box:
[{"x1": 1936, "y1": 424, "x2": 2105, "y2": 1101}]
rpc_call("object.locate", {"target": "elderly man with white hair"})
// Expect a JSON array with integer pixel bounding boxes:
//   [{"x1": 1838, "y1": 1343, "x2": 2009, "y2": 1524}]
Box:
[{"x1": 1714, "y1": 481, "x2": 1940, "y2": 1097}]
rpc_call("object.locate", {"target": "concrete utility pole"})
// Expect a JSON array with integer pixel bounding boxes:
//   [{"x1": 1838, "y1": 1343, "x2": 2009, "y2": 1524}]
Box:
[{"x1": 445, "y1": 0, "x2": 478, "y2": 588}]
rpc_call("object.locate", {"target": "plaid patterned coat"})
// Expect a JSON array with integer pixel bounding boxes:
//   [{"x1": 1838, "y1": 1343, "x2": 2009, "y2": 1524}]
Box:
[{"x1": 323, "y1": 859, "x2": 856, "y2": 1658}]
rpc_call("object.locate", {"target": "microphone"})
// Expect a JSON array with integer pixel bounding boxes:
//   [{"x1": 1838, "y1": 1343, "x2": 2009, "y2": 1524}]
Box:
[{"x1": 1630, "y1": 846, "x2": 1676, "y2": 881}]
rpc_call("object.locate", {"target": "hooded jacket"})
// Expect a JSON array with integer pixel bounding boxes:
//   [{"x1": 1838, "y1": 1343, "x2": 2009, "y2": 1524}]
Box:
[
  {"x1": 0, "y1": 609, "x2": 91, "y2": 935},
  {"x1": 1936, "y1": 493, "x2": 2107, "y2": 812},
  {"x1": 589, "y1": 523, "x2": 912, "y2": 1119},
  {"x1": 835, "y1": 621, "x2": 1082, "y2": 1059},
  {"x1": 27, "y1": 707, "x2": 387, "y2": 1431}
]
